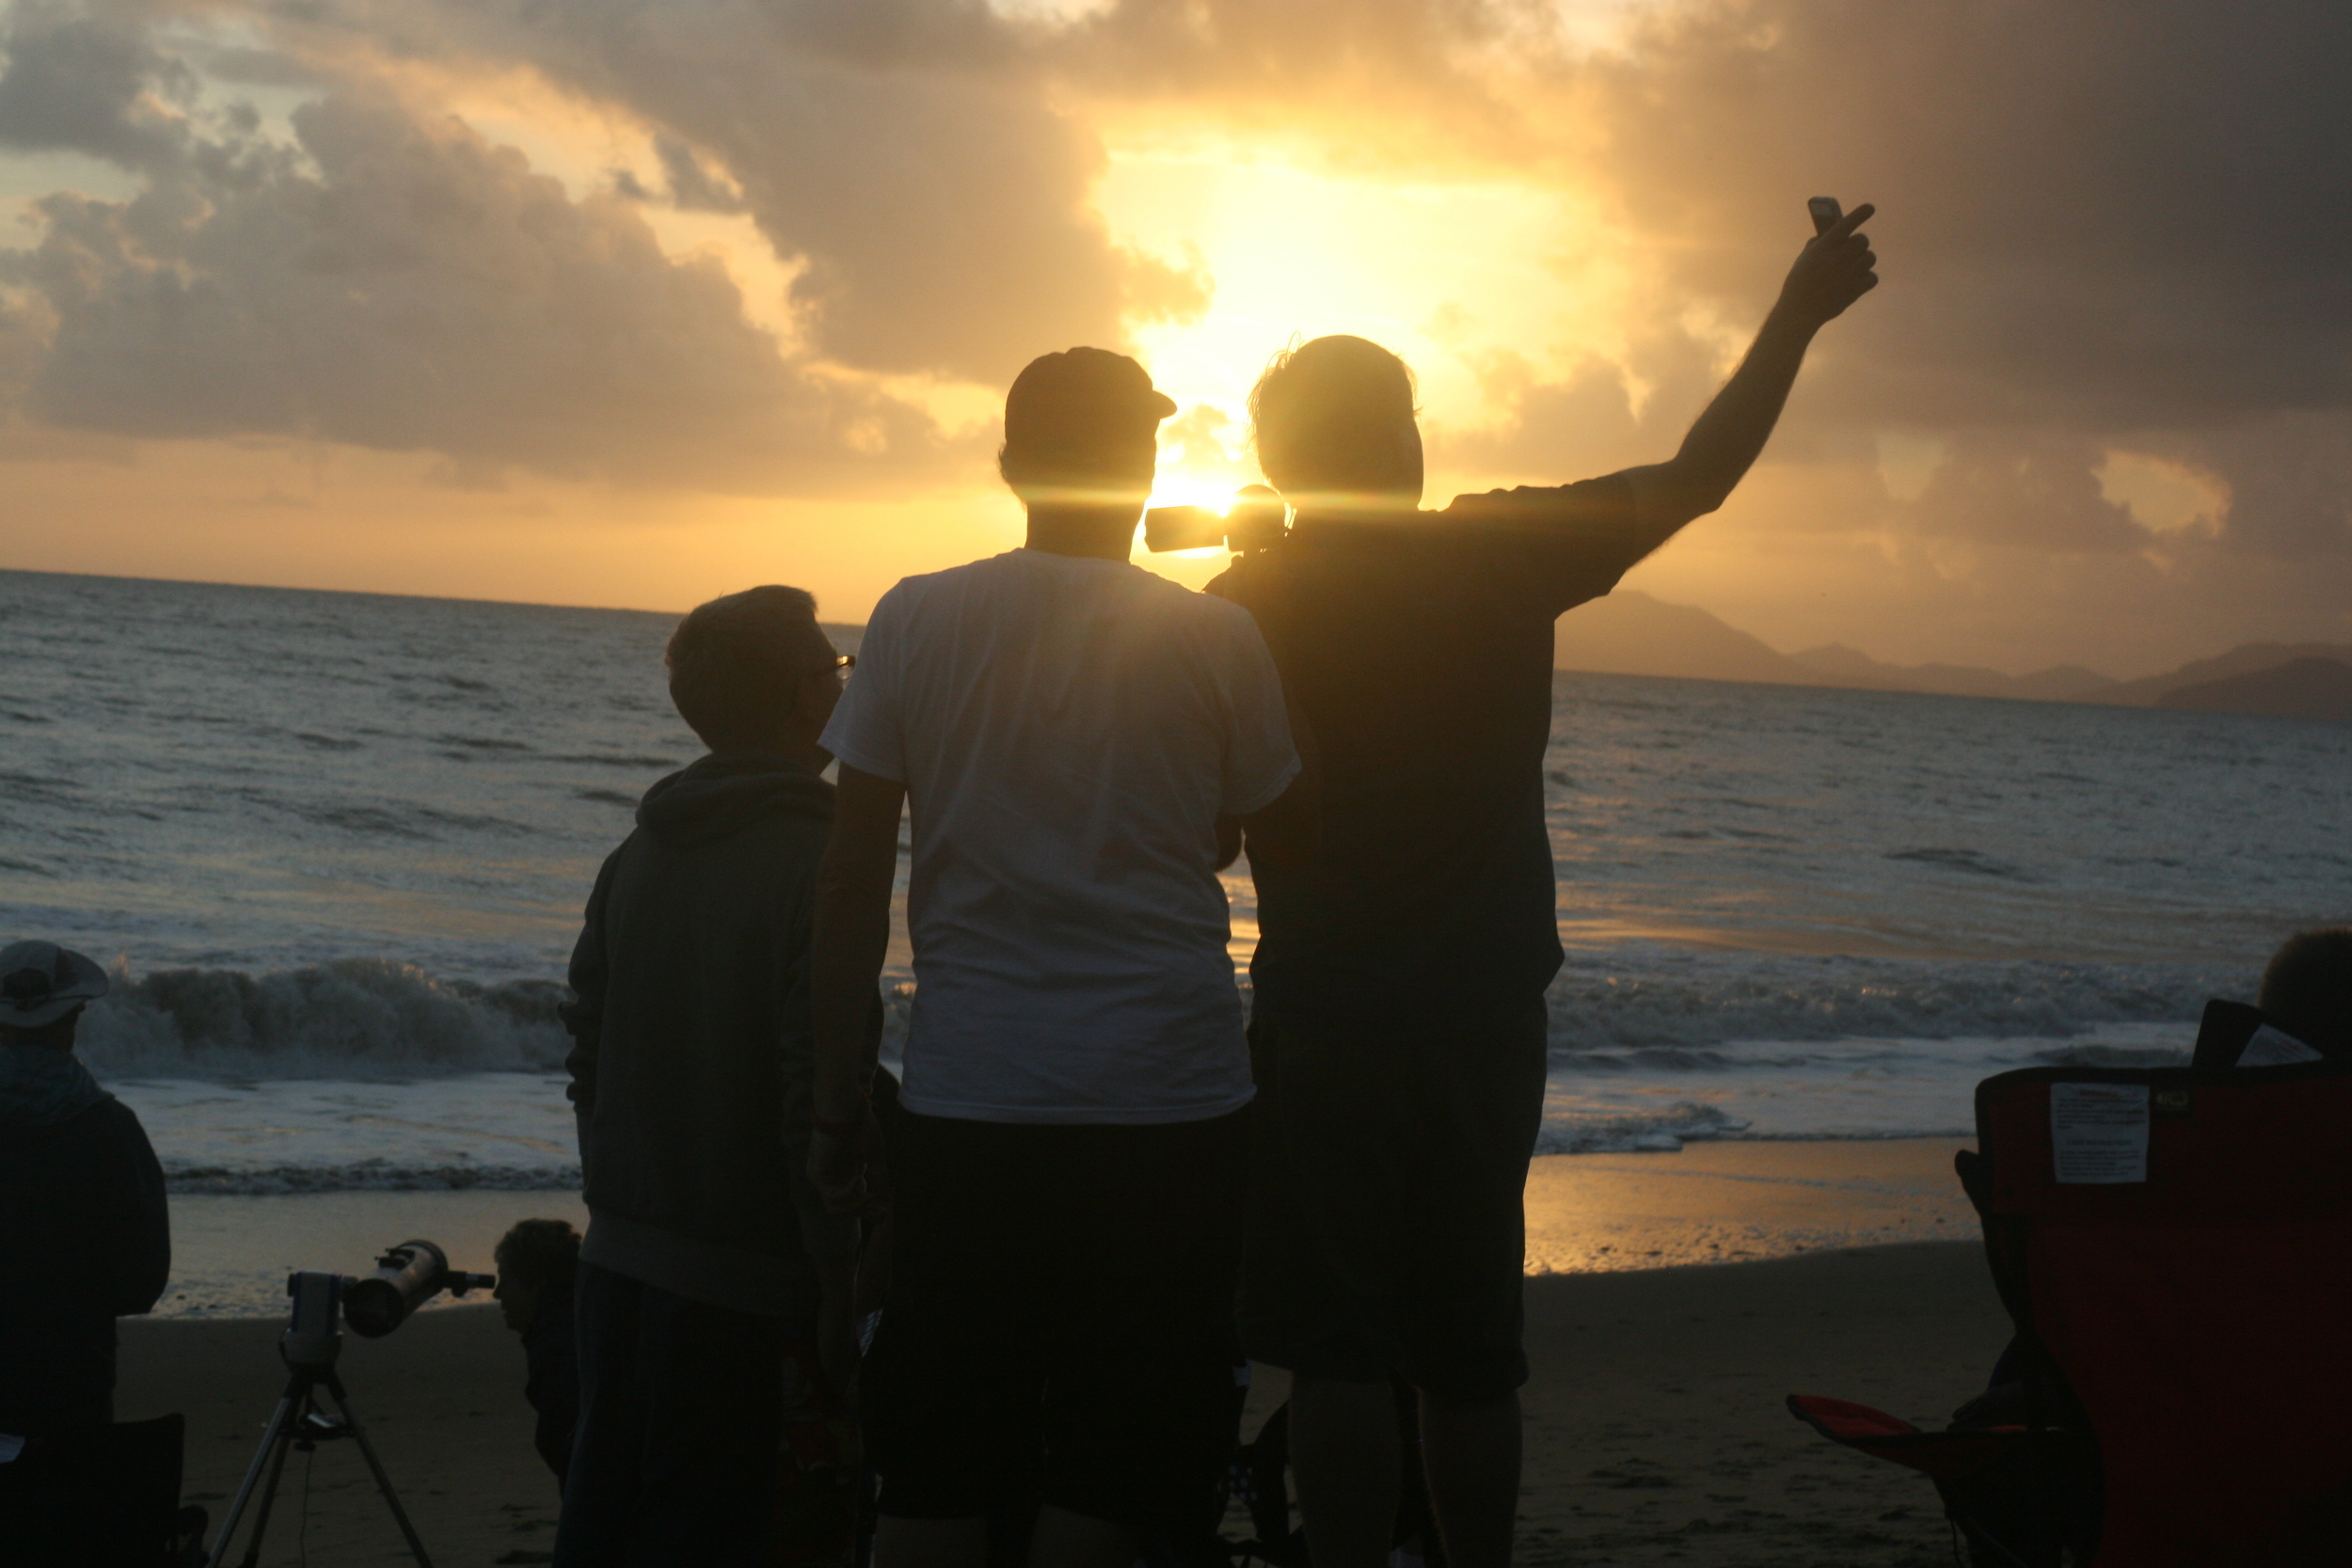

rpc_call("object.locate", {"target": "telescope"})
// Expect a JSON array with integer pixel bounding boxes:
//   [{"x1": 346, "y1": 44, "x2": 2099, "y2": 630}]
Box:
[
  {"x1": 211, "y1": 1238, "x2": 496, "y2": 1566},
  {"x1": 1144, "y1": 485, "x2": 1289, "y2": 556},
  {"x1": 342, "y1": 1239, "x2": 497, "y2": 1338}
]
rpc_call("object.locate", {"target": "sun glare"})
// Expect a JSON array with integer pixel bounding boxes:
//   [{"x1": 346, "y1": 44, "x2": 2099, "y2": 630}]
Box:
[{"x1": 1099, "y1": 147, "x2": 1613, "y2": 470}]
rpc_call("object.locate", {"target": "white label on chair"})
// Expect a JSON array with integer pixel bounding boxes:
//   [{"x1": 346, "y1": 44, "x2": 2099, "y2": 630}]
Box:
[
  {"x1": 0, "y1": 1432, "x2": 22, "y2": 1464},
  {"x1": 2237, "y1": 1024, "x2": 2323, "y2": 1068},
  {"x1": 2051, "y1": 1083, "x2": 2150, "y2": 1183}
]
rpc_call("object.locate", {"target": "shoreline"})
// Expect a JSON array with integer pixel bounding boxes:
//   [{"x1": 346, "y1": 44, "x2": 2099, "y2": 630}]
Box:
[
  {"x1": 150, "y1": 1138, "x2": 1981, "y2": 1319},
  {"x1": 120, "y1": 1242, "x2": 2008, "y2": 1567}
]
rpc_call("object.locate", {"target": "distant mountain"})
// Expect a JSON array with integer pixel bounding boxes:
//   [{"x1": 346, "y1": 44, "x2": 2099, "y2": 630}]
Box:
[
  {"x1": 1788, "y1": 642, "x2": 2116, "y2": 703},
  {"x1": 1550, "y1": 591, "x2": 2351, "y2": 718},
  {"x1": 2095, "y1": 641, "x2": 2352, "y2": 706},
  {"x1": 2154, "y1": 657, "x2": 2352, "y2": 722},
  {"x1": 1551, "y1": 592, "x2": 1822, "y2": 686},
  {"x1": 1551, "y1": 593, "x2": 2116, "y2": 701}
]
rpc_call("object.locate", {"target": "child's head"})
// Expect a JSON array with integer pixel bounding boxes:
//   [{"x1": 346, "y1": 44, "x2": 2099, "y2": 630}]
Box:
[
  {"x1": 665, "y1": 585, "x2": 843, "y2": 755},
  {"x1": 2258, "y1": 928, "x2": 2352, "y2": 1056},
  {"x1": 493, "y1": 1217, "x2": 580, "y2": 1334}
]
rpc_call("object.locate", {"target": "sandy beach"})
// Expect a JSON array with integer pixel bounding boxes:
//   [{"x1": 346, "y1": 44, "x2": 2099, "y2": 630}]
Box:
[{"x1": 118, "y1": 1139, "x2": 2010, "y2": 1567}]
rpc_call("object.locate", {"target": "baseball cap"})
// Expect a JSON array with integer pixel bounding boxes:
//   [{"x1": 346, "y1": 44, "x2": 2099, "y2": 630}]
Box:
[
  {"x1": 0, "y1": 941, "x2": 109, "y2": 1030},
  {"x1": 1003, "y1": 347, "x2": 1178, "y2": 466}
]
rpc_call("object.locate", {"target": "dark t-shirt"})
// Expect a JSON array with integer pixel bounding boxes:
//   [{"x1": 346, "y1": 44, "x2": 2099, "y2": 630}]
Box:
[{"x1": 1208, "y1": 476, "x2": 1645, "y2": 1027}]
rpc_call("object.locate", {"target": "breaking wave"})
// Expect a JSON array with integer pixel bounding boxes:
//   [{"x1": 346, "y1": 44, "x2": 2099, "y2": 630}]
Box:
[
  {"x1": 78, "y1": 959, "x2": 570, "y2": 1078},
  {"x1": 1541, "y1": 953, "x2": 2224, "y2": 1064},
  {"x1": 74, "y1": 951, "x2": 2225, "y2": 1084}
]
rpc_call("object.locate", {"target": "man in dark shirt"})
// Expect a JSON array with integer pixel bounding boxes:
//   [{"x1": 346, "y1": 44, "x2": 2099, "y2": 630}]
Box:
[
  {"x1": 0, "y1": 942, "x2": 170, "y2": 1440},
  {"x1": 1210, "y1": 206, "x2": 1882, "y2": 1568}
]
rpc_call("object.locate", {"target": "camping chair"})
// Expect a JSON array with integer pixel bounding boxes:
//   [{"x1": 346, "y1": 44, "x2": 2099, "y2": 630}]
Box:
[
  {"x1": 1791, "y1": 1007, "x2": 2352, "y2": 1566},
  {"x1": 0, "y1": 1413, "x2": 208, "y2": 1567}
]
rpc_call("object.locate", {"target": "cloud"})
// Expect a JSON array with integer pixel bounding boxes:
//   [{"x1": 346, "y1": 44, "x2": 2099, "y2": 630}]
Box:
[
  {"x1": 1903, "y1": 434, "x2": 2147, "y2": 555},
  {"x1": 0, "y1": 5, "x2": 193, "y2": 168},
  {"x1": 329, "y1": 0, "x2": 1212, "y2": 384},
  {"x1": 1553, "y1": 0, "x2": 2352, "y2": 559},
  {"x1": 1, "y1": 77, "x2": 958, "y2": 493},
  {"x1": 4, "y1": 0, "x2": 2346, "y2": 603}
]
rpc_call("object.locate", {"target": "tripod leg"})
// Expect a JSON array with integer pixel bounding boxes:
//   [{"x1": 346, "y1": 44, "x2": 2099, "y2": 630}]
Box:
[
  {"x1": 325, "y1": 1375, "x2": 436, "y2": 1568},
  {"x1": 208, "y1": 1386, "x2": 300, "y2": 1568},
  {"x1": 234, "y1": 1424, "x2": 299, "y2": 1568}
]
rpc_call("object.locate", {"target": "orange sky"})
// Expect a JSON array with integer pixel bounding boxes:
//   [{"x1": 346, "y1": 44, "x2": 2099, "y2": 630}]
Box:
[{"x1": 3, "y1": 1, "x2": 2346, "y2": 678}]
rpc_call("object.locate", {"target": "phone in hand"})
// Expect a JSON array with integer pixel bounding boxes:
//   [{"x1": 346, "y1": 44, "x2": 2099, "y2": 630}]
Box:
[{"x1": 1807, "y1": 197, "x2": 1843, "y2": 235}]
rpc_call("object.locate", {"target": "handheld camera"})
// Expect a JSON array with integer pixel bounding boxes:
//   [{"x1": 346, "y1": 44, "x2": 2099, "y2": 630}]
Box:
[
  {"x1": 1143, "y1": 484, "x2": 1289, "y2": 557},
  {"x1": 1807, "y1": 197, "x2": 1843, "y2": 235}
]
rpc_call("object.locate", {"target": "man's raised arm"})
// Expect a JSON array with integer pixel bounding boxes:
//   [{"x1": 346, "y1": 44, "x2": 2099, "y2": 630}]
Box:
[
  {"x1": 1620, "y1": 202, "x2": 1881, "y2": 552},
  {"x1": 808, "y1": 764, "x2": 904, "y2": 1214}
]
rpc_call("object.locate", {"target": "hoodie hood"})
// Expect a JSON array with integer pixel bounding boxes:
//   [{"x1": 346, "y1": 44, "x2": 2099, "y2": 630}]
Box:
[
  {"x1": 637, "y1": 752, "x2": 834, "y2": 847},
  {"x1": 0, "y1": 1045, "x2": 107, "y2": 1130}
]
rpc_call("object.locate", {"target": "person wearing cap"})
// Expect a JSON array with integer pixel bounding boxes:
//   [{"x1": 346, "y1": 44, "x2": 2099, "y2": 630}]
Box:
[
  {"x1": 808, "y1": 347, "x2": 1314, "y2": 1568},
  {"x1": 0, "y1": 942, "x2": 169, "y2": 1440}
]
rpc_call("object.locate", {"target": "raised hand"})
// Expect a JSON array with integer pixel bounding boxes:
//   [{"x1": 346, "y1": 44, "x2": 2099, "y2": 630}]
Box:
[{"x1": 1778, "y1": 201, "x2": 1880, "y2": 325}]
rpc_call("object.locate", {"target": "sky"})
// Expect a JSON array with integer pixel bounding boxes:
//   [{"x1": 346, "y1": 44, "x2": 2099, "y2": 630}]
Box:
[{"x1": 2, "y1": 0, "x2": 2348, "y2": 678}]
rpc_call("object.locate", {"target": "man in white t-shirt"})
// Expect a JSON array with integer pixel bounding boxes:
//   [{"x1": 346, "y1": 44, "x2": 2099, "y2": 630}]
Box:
[{"x1": 809, "y1": 347, "x2": 1312, "y2": 1568}]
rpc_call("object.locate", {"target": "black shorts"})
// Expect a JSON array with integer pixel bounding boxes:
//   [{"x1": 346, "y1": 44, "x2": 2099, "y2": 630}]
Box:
[
  {"x1": 1240, "y1": 996, "x2": 1549, "y2": 1400},
  {"x1": 862, "y1": 1106, "x2": 1247, "y2": 1530}
]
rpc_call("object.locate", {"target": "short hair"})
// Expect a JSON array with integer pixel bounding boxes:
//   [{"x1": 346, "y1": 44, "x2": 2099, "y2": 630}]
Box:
[
  {"x1": 1248, "y1": 335, "x2": 1419, "y2": 497},
  {"x1": 495, "y1": 1218, "x2": 580, "y2": 1291},
  {"x1": 2258, "y1": 928, "x2": 2352, "y2": 1054},
  {"x1": 665, "y1": 586, "x2": 826, "y2": 749}
]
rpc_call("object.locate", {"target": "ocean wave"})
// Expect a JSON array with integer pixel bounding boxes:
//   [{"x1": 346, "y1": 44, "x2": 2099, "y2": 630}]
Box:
[
  {"x1": 1541, "y1": 954, "x2": 2224, "y2": 1059},
  {"x1": 79, "y1": 959, "x2": 569, "y2": 1078},
  {"x1": 1536, "y1": 1102, "x2": 1753, "y2": 1155},
  {"x1": 163, "y1": 1161, "x2": 580, "y2": 1196},
  {"x1": 74, "y1": 952, "x2": 2223, "y2": 1084}
]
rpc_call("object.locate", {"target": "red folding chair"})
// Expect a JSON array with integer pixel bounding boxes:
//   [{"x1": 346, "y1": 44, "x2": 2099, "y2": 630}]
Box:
[{"x1": 1793, "y1": 1018, "x2": 2352, "y2": 1565}]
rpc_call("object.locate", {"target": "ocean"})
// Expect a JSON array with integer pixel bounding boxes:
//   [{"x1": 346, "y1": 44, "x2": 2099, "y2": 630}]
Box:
[{"x1": 5, "y1": 568, "x2": 2346, "y2": 1308}]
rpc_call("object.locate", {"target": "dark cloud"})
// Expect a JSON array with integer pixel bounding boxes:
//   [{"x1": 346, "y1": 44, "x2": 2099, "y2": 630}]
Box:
[
  {"x1": 0, "y1": 6, "x2": 193, "y2": 167},
  {"x1": 1558, "y1": 0, "x2": 2352, "y2": 558},
  {"x1": 2, "y1": 84, "x2": 957, "y2": 492},
  {"x1": 342, "y1": 0, "x2": 1209, "y2": 383}
]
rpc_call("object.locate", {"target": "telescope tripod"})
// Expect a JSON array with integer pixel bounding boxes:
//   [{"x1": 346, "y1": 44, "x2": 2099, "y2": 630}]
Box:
[{"x1": 208, "y1": 1359, "x2": 433, "y2": 1568}]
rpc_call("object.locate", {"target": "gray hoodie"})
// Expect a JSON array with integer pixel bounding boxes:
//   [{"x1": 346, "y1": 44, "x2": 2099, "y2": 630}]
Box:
[{"x1": 562, "y1": 752, "x2": 853, "y2": 1319}]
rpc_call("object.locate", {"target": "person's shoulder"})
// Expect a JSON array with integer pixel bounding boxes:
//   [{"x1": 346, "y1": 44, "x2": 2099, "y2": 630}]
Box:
[
  {"x1": 1139, "y1": 569, "x2": 1264, "y2": 640},
  {"x1": 71, "y1": 1092, "x2": 156, "y2": 1152}
]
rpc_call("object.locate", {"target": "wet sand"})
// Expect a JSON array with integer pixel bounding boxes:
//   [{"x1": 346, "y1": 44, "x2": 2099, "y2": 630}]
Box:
[{"x1": 119, "y1": 1140, "x2": 2008, "y2": 1566}]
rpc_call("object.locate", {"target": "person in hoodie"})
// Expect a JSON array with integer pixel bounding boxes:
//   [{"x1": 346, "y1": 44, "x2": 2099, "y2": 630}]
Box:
[
  {"x1": 0, "y1": 941, "x2": 169, "y2": 1444},
  {"x1": 554, "y1": 586, "x2": 861, "y2": 1568}
]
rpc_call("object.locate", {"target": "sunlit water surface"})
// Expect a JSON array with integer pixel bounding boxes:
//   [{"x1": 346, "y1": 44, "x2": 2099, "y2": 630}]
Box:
[{"x1": 3, "y1": 570, "x2": 2345, "y2": 1307}]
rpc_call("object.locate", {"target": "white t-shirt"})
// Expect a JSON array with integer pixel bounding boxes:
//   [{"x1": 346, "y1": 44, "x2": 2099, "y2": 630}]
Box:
[{"x1": 821, "y1": 548, "x2": 1300, "y2": 1125}]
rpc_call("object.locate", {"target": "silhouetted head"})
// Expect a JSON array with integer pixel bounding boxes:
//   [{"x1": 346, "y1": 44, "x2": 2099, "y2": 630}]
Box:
[
  {"x1": 2258, "y1": 928, "x2": 2352, "y2": 1056},
  {"x1": 0, "y1": 941, "x2": 106, "y2": 1053},
  {"x1": 493, "y1": 1218, "x2": 580, "y2": 1335},
  {"x1": 1249, "y1": 335, "x2": 1423, "y2": 511},
  {"x1": 665, "y1": 586, "x2": 844, "y2": 759},
  {"x1": 997, "y1": 347, "x2": 1176, "y2": 515}
]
